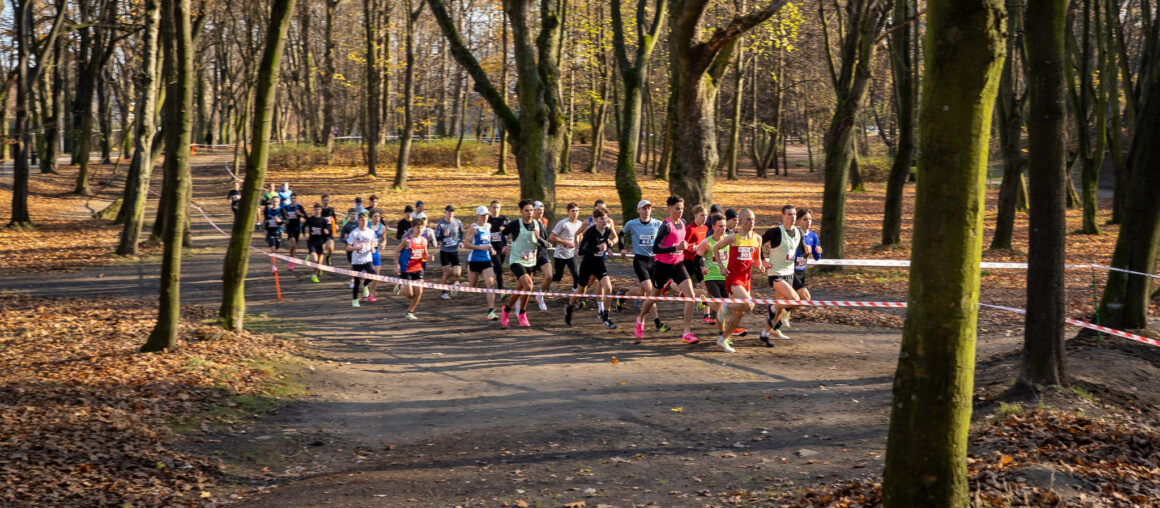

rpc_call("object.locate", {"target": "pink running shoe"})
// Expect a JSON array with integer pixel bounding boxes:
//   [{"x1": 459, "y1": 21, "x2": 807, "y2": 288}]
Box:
[
  {"x1": 517, "y1": 313, "x2": 531, "y2": 327},
  {"x1": 288, "y1": 262, "x2": 295, "y2": 270},
  {"x1": 367, "y1": 295, "x2": 377, "y2": 302},
  {"x1": 500, "y1": 307, "x2": 510, "y2": 328},
  {"x1": 681, "y1": 333, "x2": 700, "y2": 344},
  {"x1": 634, "y1": 318, "x2": 644, "y2": 339}
]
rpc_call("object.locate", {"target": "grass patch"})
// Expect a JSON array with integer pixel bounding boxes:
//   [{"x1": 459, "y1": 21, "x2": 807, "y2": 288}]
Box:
[{"x1": 995, "y1": 401, "x2": 1024, "y2": 420}]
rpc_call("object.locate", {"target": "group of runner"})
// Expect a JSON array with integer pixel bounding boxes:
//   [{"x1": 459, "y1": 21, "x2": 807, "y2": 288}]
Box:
[{"x1": 236, "y1": 183, "x2": 822, "y2": 352}]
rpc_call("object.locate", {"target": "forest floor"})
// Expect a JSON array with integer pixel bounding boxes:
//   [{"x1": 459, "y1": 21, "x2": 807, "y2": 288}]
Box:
[{"x1": 1, "y1": 149, "x2": 1158, "y2": 506}]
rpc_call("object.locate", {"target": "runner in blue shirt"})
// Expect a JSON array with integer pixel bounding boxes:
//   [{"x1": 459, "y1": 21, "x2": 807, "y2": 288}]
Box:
[
  {"x1": 616, "y1": 200, "x2": 665, "y2": 331},
  {"x1": 785, "y1": 207, "x2": 821, "y2": 329}
]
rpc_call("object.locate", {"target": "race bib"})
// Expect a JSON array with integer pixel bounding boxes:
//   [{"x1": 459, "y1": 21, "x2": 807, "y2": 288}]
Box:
[
  {"x1": 637, "y1": 235, "x2": 654, "y2": 247},
  {"x1": 311, "y1": 227, "x2": 322, "y2": 235},
  {"x1": 267, "y1": 219, "x2": 278, "y2": 227},
  {"x1": 737, "y1": 246, "x2": 754, "y2": 261},
  {"x1": 490, "y1": 232, "x2": 502, "y2": 242},
  {"x1": 443, "y1": 236, "x2": 458, "y2": 247},
  {"x1": 286, "y1": 210, "x2": 297, "y2": 219},
  {"x1": 520, "y1": 250, "x2": 536, "y2": 261},
  {"x1": 795, "y1": 256, "x2": 808, "y2": 269}
]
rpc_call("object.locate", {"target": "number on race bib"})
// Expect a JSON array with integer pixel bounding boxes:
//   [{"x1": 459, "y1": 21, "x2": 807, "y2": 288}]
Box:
[
  {"x1": 638, "y1": 235, "x2": 654, "y2": 247},
  {"x1": 490, "y1": 232, "x2": 502, "y2": 242},
  {"x1": 521, "y1": 250, "x2": 536, "y2": 261},
  {"x1": 267, "y1": 219, "x2": 277, "y2": 227},
  {"x1": 738, "y1": 246, "x2": 754, "y2": 260}
]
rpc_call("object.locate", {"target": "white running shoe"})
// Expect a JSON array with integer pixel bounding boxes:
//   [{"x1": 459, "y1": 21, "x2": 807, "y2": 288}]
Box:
[
  {"x1": 716, "y1": 336, "x2": 736, "y2": 353},
  {"x1": 348, "y1": 280, "x2": 355, "y2": 289},
  {"x1": 781, "y1": 309, "x2": 792, "y2": 328},
  {"x1": 536, "y1": 295, "x2": 547, "y2": 311},
  {"x1": 773, "y1": 329, "x2": 790, "y2": 340},
  {"x1": 440, "y1": 292, "x2": 451, "y2": 300}
]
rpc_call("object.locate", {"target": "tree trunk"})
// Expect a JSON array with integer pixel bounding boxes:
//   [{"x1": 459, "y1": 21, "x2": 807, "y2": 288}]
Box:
[
  {"x1": 393, "y1": 0, "x2": 422, "y2": 190},
  {"x1": 1017, "y1": 0, "x2": 1069, "y2": 389},
  {"x1": 143, "y1": 0, "x2": 196, "y2": 353},
  {"x1": 724, "y1": 46, "x2": 744, "y2": 181},
  {"x1": 321, "y1": 0, "x2": 341, "y2": 162},
  {"x1": 1071, "y1": 0, "x2": 1105, "y2": 235},
  {"x1": 610, "y1": 0, "x2": 665, "y2": 221},
  {"x1": 881, "y1": 0, "x2": 1005, "y2": 502},
  {"x1": 8, "y1": 0, "x2": 34, "y2": 228},
  {"x1": 219, "y1": 0, "x2": 297, "y2": 332},
  {"x1": 881, "y1": 0, "x2": 916, "y2": 247},
  {"x1": 989, "y1": 0, "x2": 1025, "y2": 250},
  {"x1": 1098, "y1": 21, "x2": 1160, "y2": 330},
  {"x1": 116, "y1": 0, "x2": 162, "y2": 256},
  {"x1": 363, "y1": 0, "x2": 381, "y2": 176},
  {"x1": 654, "y1": 88, "x2": 674, "y2": 180}
]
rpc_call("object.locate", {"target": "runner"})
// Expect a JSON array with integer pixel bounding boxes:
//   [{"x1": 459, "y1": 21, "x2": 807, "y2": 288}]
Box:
[
  {"x1": 414, "y1": 200, "x2": 428, "y2": 220},
  {"x1": 280, "y1": 193, "x2": 306, "y2": 270},
  {"x1": 304, "y1": 204, "x2": 332, "y2": 283},
  {"x1": 760, "y1": 205, "x2": 803, "y2": 344},
  {"x1": 366, "y1": 195, "x2": 382, "y2": 219},
  {"x1": 277, "y1": 182, "x2": 293, "y2": 203},
  {"x1": 572, "y1": 199, "x2": 608, "y2": 310},
  {"x1": 695, "y1": 214, "x2": 729, "y2": 325},
  {"x1": 352, "y1": 196, "x2": 367, "y2": 216},
  {"x1": 367, "y1": 211, "x2": 388, "y2": 301},
  {"x1": 320, "y1": 194, "x2": 337, "y2": 265},
  {"x1": 713, "y1": 209, "x2": 767, "y2": 352},
  {"x1": 395, "y1": 205, "x2": 415, "y2": 245},
  {"x1": 486, "y1": 200, "x2": 508, "y2": 291},
  {"x1": 499, "y1": 200, "x2": 549, "y2": 328},
  {"x1": 785, "y1": 207, "x2": 821, "y2": 328},
  {"x1": 633, "y1": 196, "x2": 698, "y2": 343},
  {"x1": 228, "y1": 180, "x2": 241, "y2": 216},
  {"x1": 260, "y1": 196, "x2": 283, "y2": 256},
  {"x1": 435, "y1": 205, "x2": 465, "y2": 300},
  {"x1": 617, "y1": 200, "x2": 665, "y2": 331},
  {"x1": 565, "y1": 207, "x2": 617, "y2": 329},
  {"x1": 683, "y1": 204, "x2": 709, "y2": 320},
  {"x1": 260, "y1": 183, "x2": 278, "y2": 207},
  {"x1": 531, "y1": 201, "x2": 553, "y2": 310},
  {"x1": 549, "y1": 203, "x2": 583, "y2": 294},
  {"x1": 346, "y1": 212, "x2": 376, "y2": 307},
  {"x1": 465, "y1": 206, "x2": 499, "y2": 320},
  {"x1": 339, "y1": 208, "x2": 359, "y2": 288},
  {"x1": 395, "y1": 216, "x2": 431, "y2": 319}
]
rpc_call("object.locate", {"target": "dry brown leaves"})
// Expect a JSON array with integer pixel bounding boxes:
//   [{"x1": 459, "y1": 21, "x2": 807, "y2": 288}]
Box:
[{"x1": 0, "y1": 294, "x2": 300, "y2": 506}]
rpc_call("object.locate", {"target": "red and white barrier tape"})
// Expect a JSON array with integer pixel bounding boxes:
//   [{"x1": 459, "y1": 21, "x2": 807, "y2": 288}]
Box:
[{"x1": 979, "y1": 303, "x2": 1160, "y2": 348}]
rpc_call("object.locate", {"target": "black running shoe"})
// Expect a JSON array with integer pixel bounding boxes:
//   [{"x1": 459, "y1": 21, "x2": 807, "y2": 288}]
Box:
[
  {"x1": 602, "y1": 311, "x2": 617, "y2": 329},
  {"x1": 565, "y1": 304, "x2": 574, "y2": 326},
  {"x1": 759, "y1": 333, "x2": 774, "y2": 348}
]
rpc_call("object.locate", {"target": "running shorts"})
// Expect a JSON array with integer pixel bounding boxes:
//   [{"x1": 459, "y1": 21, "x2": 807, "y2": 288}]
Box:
[
  {"x1": 704, "y1": 279, "x2": 727, "y2": 299},
  {"x1": 372, "y1": 251, "x2": 382, "y2": 267},
  {"x1": 683, "y1": 257, "x2": 704, "y2": 284},
  {"x1": 307, "y1": 238, "x2": 326, "y2": 255},
  {"x1": 286, "y1": 222, "x2": 302, "y2": 241},
  {"x1": 536, "y1": 251, "x2": 551, "y2": 268},
  {"x1": 402, "y1": 271, "x2": 423, "y2": 280},
  {"x1": 552, "y1": 257, "x2": 579, "y2": 284},
  {"x1": 265, "y1": 231, "x2": 281, "y2": 249},
  {"x1": 726, "y1": 273, "x2": 752, "y2": 293},
  {"x1": 651, "y1": 260, "x2": 689, "y2": 289},
  {"x1": 440, "y1": 251, "x2": 461, "y2": 267},
  {"x1": 468, "y1": 260, "x2": 492, "y2": 274},
  {"x1": 792, "y1": 270, "x2": 807, "y2": 291},
  {"x1": 510, "y1": 263, "x2": 531, "y2": 278},
  {"x1": 768, "y1": 274, "x2": 791, "y2": 287},
  {"x1": 632, "y1": 255, "x2": 654, "y2": 282},
  {"x1": 578, "y1": 258, "x2": 608, "y2": 285}
]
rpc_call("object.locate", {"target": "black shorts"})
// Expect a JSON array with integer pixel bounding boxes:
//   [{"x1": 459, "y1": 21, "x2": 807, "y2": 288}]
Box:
[
  {"x1": 632, "y1": 255, "x2": 654, "y2": 282},
  {"x1": 651, "y1": 261, "x2": 690, "y2": 289},
  {"x1": 578, "y1": 258, "x2": 608, "y2": 285},
  {"x1": 265, "y1": 230, "x2": 281, "y2": 248},
  {"x1": 792, "y1": 270, "x2": 807, "y2": 291},
  {"x1": 307, "y1": 238, "x2": 326, "y2": 255},
  {"x1": 684, "y1": 258, "x2": 704, "y2": 284},
  {"x1": 510, "y1": 263, "x2": 533, "y2": 278},
  {"x1": 346, "y1": 251, "x2": 353, "y2": 263},
  {"x1": 768, "y1": 274, "x2": 792, "y2": 287},
  {"x1": 440, "y1": 251, "x2": 461, "y2": 267},
  {"x1": 551, "y1": 257, "x2": 579, "y2": 283},
  {"x1": 535, "y1": 252, "x2": 551, "y2": 269},
  {"x1": 286, "y1": 222, "x2": 302, "y2": 241},
  {"x1": 402, "y1": 271, "x2": 423, "y2": 280},
  {"x1": 704, "y1": 279, "x2": 727, "y2": 299},
  {"x1": 468, "y1": 260, "x2": 492, "y2": 274}
]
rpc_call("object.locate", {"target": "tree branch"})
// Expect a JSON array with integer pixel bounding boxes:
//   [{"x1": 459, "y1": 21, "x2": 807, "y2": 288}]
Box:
[{"x1": 702, "y1": 0, "x2": 790, "y2": 57}]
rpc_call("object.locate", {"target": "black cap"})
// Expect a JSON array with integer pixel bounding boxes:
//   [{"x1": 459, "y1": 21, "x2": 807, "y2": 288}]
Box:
[
  {"x1": 416, "y1": 200, "x2": 424, "y2": 206},
  {"x1": 709, "y1": 204, "x2": 722, "y2": 214},
  {"x1": 725, "y1": 208, "x2": 738, "y2": 220},
  {"x1": 404, "y1": 205, "x2": 414, "y2": 212},
  {"x1": 354, "y1": 197, "x2": 363, "y2": 203},
  {"x1": 444, "y1": 205, "x2": 455, "y2": 212}
]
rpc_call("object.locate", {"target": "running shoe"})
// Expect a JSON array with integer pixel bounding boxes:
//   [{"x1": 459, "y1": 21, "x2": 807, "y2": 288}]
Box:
[
  {"x1": 500, "y1": 307, "x2": 510, "y2": 328},
  {"x1": 351, "y1": 299, "x2": 360, "y2": 308},
  {"x1": 772, "y1": 329, "x2": 790, "y2": 340},
  {"x1": 348, "y1": 280, "x2": 355, "y2": 289},
  {"x1": 362, "y1": 286, "x2": 370, "y2": 298},
  {"x1": 732, "y1": 327, "x2": 748, "y2": 337},
  {"x1": 517, "y1": 313, "x2": 531, "y2": 327},
  {"x1": 601, "y1": 311, "x2": 617, "y2": 329},
  {"x1": 701, "y1": 315, "x2": 717, "y2": 325},
  {"x1": 696, "y1": 301, "x2": 706, "y2": 311},
  {"x1": 576, "y1": 300, "x2": 586, "y2": 310},
  {"x1": 758, "y1": 331, "x2": 774, "y2": 348},
  {"x1": 488, "y1": 309, "x2": 499, "y2": 321},
  {"x1": 564, "y1": 304, "x2": 574, "y2": 326},
  {"x1": 394, "y1": 284, "x2": 403, "y2": 296},
  {"x1": 441, "y1": 292, "x2": 451, "y2": 300},
  {"x1": 716, "y1": 336, "x2": 736, "y2": 353},
  {"x1": 536, "y1": 295, "x2": 547, "y2": 311},
  {"x1": 310, "y1": 274, "x2": 320, "y2": 283},
  {"x1": 367, "y1": 295, "x2": 378, "y2": 302},
  {"x1": 450, "y1": 282, "x2": 460, "y2": 297},
  {"x1": 781, "y1": 310, "x2": 792, "y2": 328},
  {"x1": 404, "y1": 312, "x2": 418, "y2": 320},
  {"x1": 288, "y1": 262, "x2": 295, "y2": 270},
  {"x1": 616, "y1": 294, "x2": 626, "y2": 312},
  {"x1": 634, "y1": 318, "x2": 644, "y2": 339},
  {"x1": 656, "y1": 322, "x2": 671, "y2": 333},
  {"x1": 681, "y1": 333, "x2": 700, "y2": 344}
]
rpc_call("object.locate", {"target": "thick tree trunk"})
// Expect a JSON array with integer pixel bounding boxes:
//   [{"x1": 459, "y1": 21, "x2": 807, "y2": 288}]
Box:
[
  {"x1": 8, "y1": 0, "x2": 34, "y2": 228},
  {"x1": 321, "y1": 0, "x2": 341, "y2": 162},
  {"x1": 610, "y1": 0, "x2": 664, "y2": 221},
  {"x1": 882, "y1": 0, "x2": 916, "y2": 246},
  {"x1": 116, "y1": 0, "x2": 162, "y2": 256},
  {"x1": 362, "y1": 0, "x2": 381, "y2": 176},
  {"x1": 219, "y1": 0, "x2": 298, "y2": 332},
  {"x1": 143, "y1": 0, "x2": 196, "y2": 353},
  {"x1": 1018, "y1": 0, "x2": 1069, "y2": 388},
  {"x1": 881, "y1": 0, "x2": 1005, "y2": 502},
  {"x1": 990, "y1": 0, "x2": 1025, "y2": 250},
  {"x1": 393, "y1": 0, "x2": 422, "y2": 190}
]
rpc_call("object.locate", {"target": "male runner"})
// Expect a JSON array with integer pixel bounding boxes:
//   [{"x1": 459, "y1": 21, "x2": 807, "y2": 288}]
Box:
[
  {"x1": 549, "y1": 203, "x2": 583, "y2": 293},
  {"x1": 366, "y1": 195, "x2": 382, "y2": 219},
  {"x1": 761, "y1": 205, "x2": 803, "y2": 344},
  {"x1": 465, "y1": 206, "x2": 500, "y2": 320},
  {"x1": 634, "y1": 196, "x2": 699, "y2": 343},
  {"x1": 565, "y1": 207, "x2": 617, "y2": 329},
  {"x1": 499, "y1": 200, "x2": 550, "y2": 328},
  {"x1": 304, "y1": 204, "x2": 332, "y2": 283},
  {"x1": 695, "y1": 214, "x2": 729, "y2": 324},
  {"x1": 228, "y1": 181, "x2": 241, "y2": 216},
  {"x1": 352, "y1": 197, "x2": 367, "y2": 216},
  {"x1": 260, "y1": 196, "x2": 283, "y2": 256},
  {"x1": 486, "y1": 200, "x2": 508, "y2": 290},
  {"x1": 618, "y1": 200, "x2": 665, "y2": 331},
  {"x1": 320, "y1": 194, "x2": 337, "y2": 265},
  {"x1": 260, "y1": 183, "x2": 278, "y2": 207},
  {"x1": 573, "y1": 199, "x2": 608, "y2": 309},
  {"x1": 367, "y1": 211, "x2": 388, "y2": 301},
  {"x1": 414, "y1": 200, "x2": 428, "y2": 220},
  {"x1": 396, "y1": 205, "x2": 415, "y2": 244},
  {"x1": 683, "y1": 204, "x2": 709, "y2": 319},
  {"x1": 531, "y1": 201, "x2": 554, "y2": 310},
  {"x1": 713, "y1": 209, "x2": 768, "y2": 352},
  {"x1": 395, "y1": 216, "x2": 430, "y2": 320},
  {"x1": 346, "y1": 212, "x2": 376, "y2": 307},
  {"x1": 435, "y1": 205, "x2": 465, "y2": 299},
  {"x1": 277, "y1": 182, "x2": 293, "y2": 203},
  {"x1": 339, "y1": 208, "x2": 360, "y2": 288},
  {"x1": 785, "y1": 207, "x2": 821, "y2": 328},
  {"x1": 280, "y1": 193, "x2": 306, "y2": 270}
]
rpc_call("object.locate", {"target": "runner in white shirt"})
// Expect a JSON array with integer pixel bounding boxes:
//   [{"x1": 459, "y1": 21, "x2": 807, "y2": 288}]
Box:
[
  {"x1": 549, "y1": 202, "x2": 583, "y2": 293},
  {"x1": 345, "y1": 212, "x2": 377, "y2": 307}
]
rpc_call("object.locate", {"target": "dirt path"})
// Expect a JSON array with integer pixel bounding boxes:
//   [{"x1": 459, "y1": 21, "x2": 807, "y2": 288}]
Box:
[{"x1": 3, "y1": 154, "x2": 1039, "y2": 506}]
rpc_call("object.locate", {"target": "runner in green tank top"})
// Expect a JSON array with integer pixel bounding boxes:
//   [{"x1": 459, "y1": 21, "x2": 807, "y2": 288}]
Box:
[
  {"x1": 498, "y1": 200, "x2": 549, "y2": 328},
  {"x1": 696, "y1": 214, "x2": 730, "y2": 325}
]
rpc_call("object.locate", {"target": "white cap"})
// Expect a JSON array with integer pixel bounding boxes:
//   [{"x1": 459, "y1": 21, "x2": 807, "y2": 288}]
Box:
[
  {"x1": 637, "y1": 199, "x2": 652, "y2": 209},
  {"x1": 533, "y1": 201, "x2": 544, "y2": 210},
  {"x1": 475, "y1": 205, "x2": 488, "y2": 215}
]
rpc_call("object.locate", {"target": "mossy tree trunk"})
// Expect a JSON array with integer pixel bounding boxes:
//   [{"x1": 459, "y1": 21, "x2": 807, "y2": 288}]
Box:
[
  {"x1": 881, "y1": 0, "x2": 916, "y2": 246},
  {"x1": 610, "y1": 0, "x2": 666, "y2": 221},
  {"x1": 142, "y1": 0, "x2": 196, "y2": 353},
  {"x1": 116, "y1": 0, "x2": 162, "y2": 257},
  {"x1": 218, "y1": 0, "x2": 297, "y2": 332},
  {"x1": 1018, "y1": 0, "x2": 1070, "y2": 387},
  {"x1": 989, "y1": 0, "x2": 1026, "y2": 251},
  {"x1": 881, "y1": 0, "x2": 1005, "y2": 503}
]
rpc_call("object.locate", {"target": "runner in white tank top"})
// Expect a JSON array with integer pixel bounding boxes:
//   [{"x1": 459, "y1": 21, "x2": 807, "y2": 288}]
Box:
[{"x1": 759, "y1": 205, "x2": 805, "y2": 344}]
